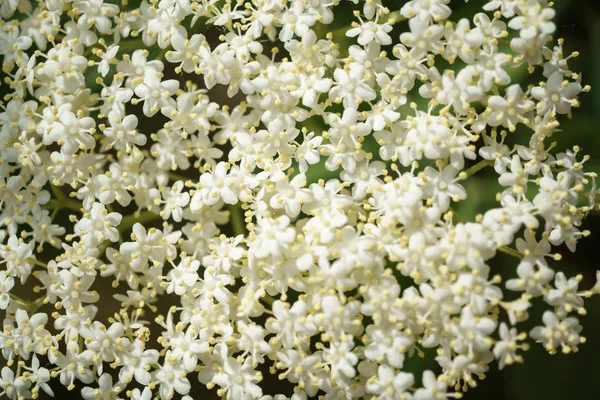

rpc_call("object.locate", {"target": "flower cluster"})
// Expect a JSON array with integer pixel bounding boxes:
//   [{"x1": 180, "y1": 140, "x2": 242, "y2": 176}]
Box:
[{"x1": 0, "y1": 0, "x2": 598, "y2": 399}]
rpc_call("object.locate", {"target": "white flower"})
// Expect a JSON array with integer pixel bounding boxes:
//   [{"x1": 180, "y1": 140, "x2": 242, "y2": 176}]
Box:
[
  {"x1": 117, "y1": 49, "x2": 164, "y2": 82},
  {"x1": 364, "y1": 325, "x2": 412, "y2": 368},
  {"x1": 322, "y1": 338, "x2": 358, "y2": 381},
  {"x1": 4, "y1": 308, "x2": 51, "y2": 361},
  {"x1": 249, "y1": 216, "x2": 296, "y2": 259},
  {"x1": 266, "y1": 300, "x2": 317, "y2": 348},
  {"x1": 81, "y1": 373, "x2": 123, "y2": 400},
  {"x1": 23, "y1": 355, "x2": 54, "y2": 397},
  {"x1": 0, "y1": 271, "x2": 14, "y2": 309},
  {"x1": 505, "y1": 261, "x2": 554, "y2": 297},
  {"x1": 508, "y1": 0, "x2": 555, "y2": 40},
  {"x1": 401, "y1": 0, "x2": 451, "y2": 22},
  {"x1": 97, "y1": 44, "x2": 119, "y2": 77},
  {"x1": 436, "y1": 354, "x2": 487, "y2": 389},
  {"x1": 0, "y1": 366, "x2": 29, "y2": 400},
  {"x1": 329, "y1": 65, "x2": 377, "y2": 108},
  {"x1": 292, "y1": 68, "x2": 331, "y2": 107},
  {"x1": 194, "y1": 162, "x2": 238, "y2": 206},
  {"x1": 42, "y1": 104, "x2": 96, "y2": 154},
  {"x1": 211, "y1": 357, "x2": 263, "y2": 400},
  {"x1": 74, "y1": 202, "x2": 122, "y2": 247},
  {"x1": 400, "y1": 17, "x2": 445, "y2": 57},
  {"x1": 366, "y1": 365, "x2": 414, "y2": 398},
  {"x1": 202, "y1": 234, "x2": 244, "y2": 273},
  {"x1": 94, "y1": 163, "x2": 135, "y2": 206},
  {"x1": 165, "y1": 256, "x2": 200, "y2": 295},
  {"x1": 414, "y1": 370, "x2": 450, "y2": 400},
  {"x1": 0, "y1": 0, "x2": 597, "y2": 398},
  {"x1": 544, "y1": 272, "x2": 585, "y2": 317},
  {"x1": 155, "y1": 359, "x2": 191, "y2": 399},
  {"x1": 236, "y1": 321, "x2": 272, "y2": 366},
  {"x1": 515, "y1": 229, "x2": 551, "y2": 268},
  {"x1": 50, "y1": 341, "x2": 95, "y2": 389},
  {"x1": 77, "y1": 0, "x2": 119, "y2": 34},
  {"x1": 0, "y1": 236, "x2": 34, "y2": 284},
  {"x1": 103, "y1": 111, "x2": 146, "y2": 153},
  {"x1": 278, "y1": 1, "x2": 317, "y2": 42},
  {"x1": 37, "y1": 42, "x2": 88, "y2": 94},
  {"x1": 530, "y1": 311, "x2": 583, "y2": 354},
  {"x1": 346, "y1": 17, "x2": 393, "y2": 46},
  {"x1": 166, "y1": 28, "x2": 205, "y2": 73},
  {"x1": 83, "y1": 322, "x2": 126, "y2": 363},
  {"x1": 269, "y1": 174, "x2": 312, "y2": 218},
  {"x1": 159, "y1": 181, "x2": 190, "y2": 222},
  {"x1": 475, "y1": 52, "x2": 511, "y2": 91},
  {"x1": 120, "y1": 223, "x2": 175, "y2": 270},
  {"x1": 420, "y1": 66, "x2": 483, "y2": 115},
  {"x1": 493, "y1": 323, "x2": 527, "y2": 369},
  {"x1": 422, "y1": 165, "x2": 466, "y2": 211},
  {"x1": 134, "y1": 73, "x2": 179, "y2": 117},
  {"x1": 130, "y1": 387, "x2": 153, "y2": 400},
  {"x1": 450, "y1": 307, "x2": 496, "y2": 356},
  {"x1": 443, "y1": 18, "x2": 484, "y2": 64},
  {"x1": 531, "y1": 71, "x2": 582, "y2": 115},
  {"x1": 118, "y1": 339, "x2": 160, "y2": 385}
]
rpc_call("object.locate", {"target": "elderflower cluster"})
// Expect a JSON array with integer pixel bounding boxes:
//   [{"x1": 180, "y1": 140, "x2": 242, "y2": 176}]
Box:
[{"x1": 0, "y1": 0, "x2": 598, "y2": 398}]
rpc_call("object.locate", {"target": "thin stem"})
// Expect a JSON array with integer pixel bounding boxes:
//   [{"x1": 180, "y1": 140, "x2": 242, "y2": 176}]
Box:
[
  {"x1": 50, "y1": 183, "x2": 67, "y2": 200},
  {"x1": 46, "y1": 198, "x2": 82, "y2": 212},
  {"x1": 260, "y1": 295, "x2": 274, "y2": 306},
  {"x1": 169, "y1": 172, "x2": 192, "y2": 183},
  {"x1": 119, "y1": 38, "x2": 146, "y2": 50},
  {"x1": 9, "y1": 293, "x2": 29, "y2": 309},
  {"x1": 25, "y1": 258, "x2": 47, "y2": 268},
  {"x1": 463, "y1": 159, "x2": 494, "y2": 178},
  {"x1": 382, "y1": 10, "x2": 406, "y2": 25},
  {"x1": 50, "y1": 205, "x2": 60, "y2": 220},
  {"x1": 120, "y1": 210, "x2": 160, "y2": 231},
  {"x1": 157, "y1": 45, "x2": 169, "y2": 61},
  {"x1": 48, "y1": 185, "x2": 83, "y2": 212},
  {"x1": 498, "y1": 246, "x2": 524, "y2": 260},
  {"x1": 8, "y1": 293, "x2": 46, "y2": 314},
  {"x1": 227, "y1": 204, "x2": 246, "y2": 236},
  {"x1": 448, "y1": 206, "x2": 462, "y2": 223}
]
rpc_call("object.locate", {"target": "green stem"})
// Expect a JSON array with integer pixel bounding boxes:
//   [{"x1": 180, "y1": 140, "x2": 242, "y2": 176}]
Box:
[
  {"x1": 448, "y1": 206, "x2": 461, "y2": 222},
  {"x1": 119, "y1": 38, "x2": 146, "y2": 50},
  {"x1": 50, "y1": 205, "x2": 60, "y2": 220},
  {"x1": 157, "y1": 46, "x2": 169, "y2": 61},
  {"x1": 8, "y1": 293, "x2": 46, "y2": 314},
  {"x1": 46, "y1": 198, "x2": 82, "y2": 213},
  {"x1": 382, "y1": 10, "x2": 406, "y2": 25},
  {"x1": 49, "y1": 184, "x2": 82, "y2": 212},
  {"x1": 498, "y1": 246, "x2": 524, "y2": 260},
  {"x1": 30, "y1": 296, "x2": 46, "y2": 313},
  {"x1": 8, "y1": 293, "x2": 29, "y2": 309},
  {"x1": 25, "y1": 258, "x2": 47, "y2": 268},
  {"x1": 463, "y1": 159, "x2": 494, "y2": 178},
  {"x1": 227, "y1": 204, "x2": 246, "y2": 236},
  {"x1": 50, "y1": 183, "x2": 67, "y2": 200},
  {"x1": 120, "y1": 210, "x2": 160, "y2": 231},
  {"x1": 169, "y1": 172, "x2": 191, "y2": 182}
]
